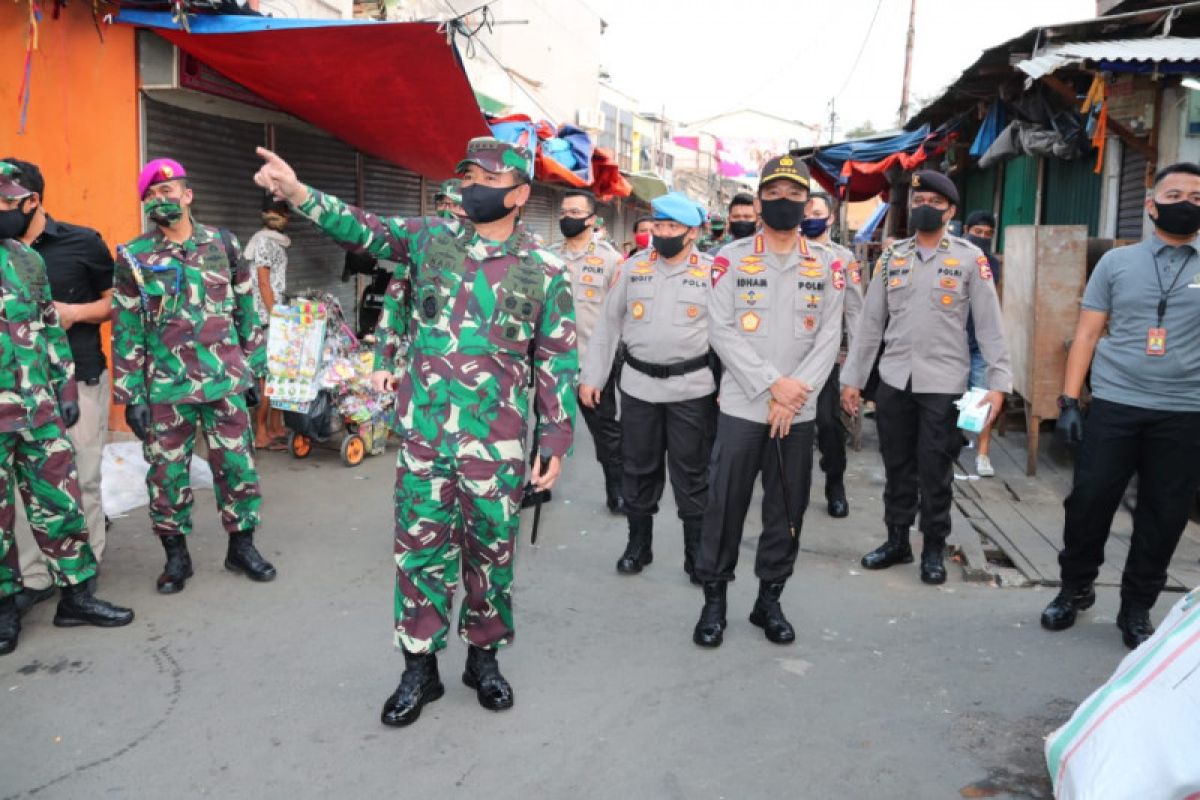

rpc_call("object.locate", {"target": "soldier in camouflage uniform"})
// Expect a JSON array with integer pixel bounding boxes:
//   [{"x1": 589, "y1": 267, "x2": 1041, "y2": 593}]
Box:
[
  {"x1": 254, "y1": 138, "x2": 577, "y2": 728},
  {"x1": 433, "y1": 179, "x2": 464, "y2": 219},
  {"x1": 112, "y1": 159, "x2": 275, "y2": 596},
  {"x1": 0, "y1": 162, "x2": 133, "y2": 656}
]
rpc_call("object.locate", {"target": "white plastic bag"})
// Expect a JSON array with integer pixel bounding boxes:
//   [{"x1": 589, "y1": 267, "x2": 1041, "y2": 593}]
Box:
[
  {"x1": 955, "y1": 387, "x2": 991, "y2": 434},
  {"x1": 1045, "y1": 588, "x2": 1200, "y2": 799},
  {"x1": 101, "y1": 440, "x2": 214, "y2": 517}
]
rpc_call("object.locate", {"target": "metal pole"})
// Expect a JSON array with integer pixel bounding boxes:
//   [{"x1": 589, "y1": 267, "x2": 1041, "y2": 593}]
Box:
[{"x1": 898, "y1": 0, "x2": 917, "y2": 127}]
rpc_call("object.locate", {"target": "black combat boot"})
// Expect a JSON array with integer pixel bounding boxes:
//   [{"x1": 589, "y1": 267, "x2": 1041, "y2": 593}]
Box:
[
  {"x1": 381, "y1": 650, "x2": 445, "y2": 727},
  {"x1": 682, "y1": 516, "x2": 703, "y2": 585},
  {"x1": 0, "y1": 595, "x2": 19, "y2": 656},
  {"x1": 462, "y1": 645, "x2": 514, "y2": 711},
  {"x1": 225, "y1": 530, "x2": 277, "y2": 582},
  {"x1": 825, "y1": 479, "x2": 849, "y2": 518},
  {"x1": 920, "y1": 535, "x2": 947, "y2": 585},
  {"x1": 1040, "y1": 584, "x2": 1096, "y2": 631},
  {"x1": 749, "y1": 580, "x2": 796, "y2": 644},
  {"x1": 13, "y1": 585, "x2": 55, "y2": 618},
  {"x1": 617, "y1": 514, "x2": 654, "y2": 574},
  {"x1": 602, "y1": 463, "x2": 626, "y2": 515},
  {"x1": 1116, "y1": 603, "x2": 1155, "y2": 650},
  {"x1": 693, "y1": 581, "x2": 727, "y2": 648},
  {"x1": 861, "y1": 524, "x2": 914, "y2": 570},
  {"x1": 157, "y1": 534, "x2": 193, "y2": 594},
  {"x1": 53, "y1": 578, "x2": 134, "y2": 628}
]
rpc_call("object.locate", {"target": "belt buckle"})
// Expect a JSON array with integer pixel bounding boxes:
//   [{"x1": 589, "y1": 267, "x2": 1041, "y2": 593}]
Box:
[{"x1": 651, "y1": 365, "x2": 669, "y2": 379}]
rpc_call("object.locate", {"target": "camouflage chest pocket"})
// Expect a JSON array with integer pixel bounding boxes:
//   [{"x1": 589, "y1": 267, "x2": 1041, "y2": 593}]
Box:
[
  {"x1": 3, "y1": 249, "x2": 46, "y2": 327},
  {"x1": 1, "y1": 282, "x2": 38, "y2": 328},
  {"x1": 199, "y1": 244, "x2": 234, "y2": 315},
  {"x1": 489, "y1": 266, "x2": 545, "y2": 352}
]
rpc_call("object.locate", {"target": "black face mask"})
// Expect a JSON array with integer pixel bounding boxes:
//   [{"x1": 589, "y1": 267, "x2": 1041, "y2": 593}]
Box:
[
  {"x1": 759, "y1": 198, "x2": 804, "y2": 232},
  {"x1": 1152, "y1": 200, "x2": 1200, "y2": 237},
  {"x1": 909, "y1": 204, "x2": 946, "y2": 233},
  {"x1": 728, "y1": 220, "x2": 757, "y2": 239},
  {"x1": 653, "y1": 233, "x2": 688, "y2": 259},
  {"x1": 462, "y1": 184, "x2": 516, "y2": 225},
  {"x1": 559, "y1": 216, "x2": 591, "y2": 239},
  {"x1": 0, "y1": 200, "x2": 35, "y2": 240},
  {"x1": 967, "y1": 234, "x2": 992, "y2": 253}
]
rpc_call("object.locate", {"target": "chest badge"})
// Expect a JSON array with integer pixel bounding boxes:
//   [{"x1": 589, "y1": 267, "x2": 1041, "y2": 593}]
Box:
[
  {"x1": 739, "y1": 289, "x2": 764, "y2": 306},
  {"x1": 804, "y1": 314, "x2": 817, "y2": 331},
  {"x1": 686, "y1": 305, "x2": 699, "y2": 318},
  {"x1": 943, "y1": 258, "x2": 960, "y2": 267},
  {"x1": 939, "y1": 277, "x2": 959, "y2": 290},
  {"x1": 585, "y1": 288, "x2": 597, "y2": 299},
  {"x1": 631, "y1": 300, "x2": 646, "y2": 320},
  {"x1": 585, "y1": 256, "x2": 604, "y2": 266},
  {"x1": 740, "y1": 311, "x2": 761, "y2": 332},
  {"x1": 889, "y1": 277, "x2": 902, "y2": 288},
  {"x1": 738, "y1": 262, "x2": 766, "y2": 275},
  {"x1": 940, "y1": 294, "x2": 954, "y2": 306}
]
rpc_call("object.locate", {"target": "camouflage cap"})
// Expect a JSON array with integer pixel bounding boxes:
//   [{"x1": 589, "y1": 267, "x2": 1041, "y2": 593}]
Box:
[
  {"x1": 435, "y1": 178, "x2": 463, "y2": 204},
  {"x1": 455, "y1": 137, "x2": 533, "y2": 181},
  {"x1": 710, "y1": 213, "x2": 726, "y2": 227},
  {"x1": 0, "y1": 161, "x2": 32, "y2": 199}
]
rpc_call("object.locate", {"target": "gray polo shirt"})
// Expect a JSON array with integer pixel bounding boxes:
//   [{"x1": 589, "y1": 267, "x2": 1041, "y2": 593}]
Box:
[{"x1": 1082, "y1": 234, "x2": 1200, "y2": 412}]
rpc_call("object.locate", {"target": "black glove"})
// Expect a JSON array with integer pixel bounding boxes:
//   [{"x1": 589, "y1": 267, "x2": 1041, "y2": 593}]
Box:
[
  {"x1": 244, "y1": 384, "x2": 261, "y2": 409},
  {"x1": 125, "y1": 403, "x2": 152, "y2": 442},
  {"x1": 60, "y1": 400, "x2": 80, "y2": 429},
  {"x1": 1056, "y1": 399, "x2": 1084, "y2": 448}
]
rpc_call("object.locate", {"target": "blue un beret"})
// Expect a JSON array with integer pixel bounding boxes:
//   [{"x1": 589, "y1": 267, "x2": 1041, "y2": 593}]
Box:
[{"x1": 651, "y1": 191, "x2": 705, "y2": 227}]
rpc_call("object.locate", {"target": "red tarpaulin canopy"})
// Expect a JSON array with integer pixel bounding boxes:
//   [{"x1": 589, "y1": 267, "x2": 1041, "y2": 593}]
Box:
[{"x1": 143, "y1": 19, "x2": 491, "y2": 178}]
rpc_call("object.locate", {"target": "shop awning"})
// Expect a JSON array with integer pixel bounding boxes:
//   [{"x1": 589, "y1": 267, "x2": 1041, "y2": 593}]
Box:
[
  {"x1": 1017, "y1": 36, "x2": 1200, "y2": 80},
  {"x1": 116, "y1": 11, "x2": 491, "y2": 178},
  {"x1": 807, "y1": 126, "x2": 932, "y2": 202}
]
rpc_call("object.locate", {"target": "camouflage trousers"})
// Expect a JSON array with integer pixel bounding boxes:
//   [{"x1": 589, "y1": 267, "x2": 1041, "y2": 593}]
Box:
[
  {"x1": 0, "y1": 421, "x2": 97, "y2": 598},
  {"x1": 144, "y1": 396, "x2": 261, "y2": 537},
  {"x1": 393, "y1": 436, "x2": 525, "y2": 654}
]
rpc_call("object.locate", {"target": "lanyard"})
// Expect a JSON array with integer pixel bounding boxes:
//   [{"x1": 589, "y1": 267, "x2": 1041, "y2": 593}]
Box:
[{"x1": 1152, "y1": 248, "x2": 1196, "y2": 327}]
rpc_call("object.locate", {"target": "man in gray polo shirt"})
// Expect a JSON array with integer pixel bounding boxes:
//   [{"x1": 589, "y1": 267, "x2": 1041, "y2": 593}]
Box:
[{"x1": 1042, "y1": 162, "x2": 1200, "y2": 650}]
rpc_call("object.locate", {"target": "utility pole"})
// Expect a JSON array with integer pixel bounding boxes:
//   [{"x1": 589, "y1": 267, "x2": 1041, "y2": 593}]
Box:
[
  {"x1": 897, "y1": 0, "x2": 916, "y2": 127},
  {"x1": 828, "y1": 98, "x2": 838, "y2": 145}
]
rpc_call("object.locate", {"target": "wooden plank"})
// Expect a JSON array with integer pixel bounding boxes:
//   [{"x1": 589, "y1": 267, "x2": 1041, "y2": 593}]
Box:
[{"x1": 949, "y1": 502, "x2": 993, "y2": 583}]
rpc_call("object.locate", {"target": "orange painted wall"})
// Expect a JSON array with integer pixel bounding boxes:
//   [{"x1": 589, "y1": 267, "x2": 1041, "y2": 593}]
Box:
[{"x1": 0, "y1": 5, "x2": 140, "y2": 428}]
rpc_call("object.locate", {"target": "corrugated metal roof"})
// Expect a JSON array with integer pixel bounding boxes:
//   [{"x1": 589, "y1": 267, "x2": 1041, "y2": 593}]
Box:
[{"x1": 1018, "y1": 36, "x2": 1200, "y2": 79}]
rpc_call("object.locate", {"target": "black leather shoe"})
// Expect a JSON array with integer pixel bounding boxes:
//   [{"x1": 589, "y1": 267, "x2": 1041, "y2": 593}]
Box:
[
  {"x1": 693, "y1": 581, "x2": 727, "y2": 648},
  {"x1": 920, "y1": 538, "x2": 947, "y2": 585},
  {"x1": 157, "y1": 534, "x2": 193, "y2": 594},
  {"x1": 1117, "y1": 604, "x2": 1155, "y2": 650},
  {"x1": 225, "y1": 530, "x2": 277, "y2": 582},
  {"x1": 682, "y1": 517, "x2": 702, "y2": 585},
  {"x1": 602, "y1": 463, "x2": 626, "y2": 515},
  {"x1": 1040, "y1": 585, "x2": 1096, "y2": 631},
  {"x1": 14, "y1": 585, "x2": 55, "y2": 618},
  {"x1": 462, "y1": 645, "x2": 514, "y2": 711},
  {"x1": 53, "y1": 578, "x2": 134, "y2": 628},
  {"x1": 617, "y1": 515, "x2": 653, "y2": 574},
  {"x1": 861, "y1": 525, "x2": 913, "y2": 570},
  {"x1": 825, "y1": 481, "x2": 849, "y2": 519},
  {"x1": 748, "y1": 580, "x2": 796, "y2": 644},
  {"x1": 0, "y1": 595, "x2": 19, "y2": 656},
  {"x1": 381, "y1": 651, "x2": 444, "y2": 727}
]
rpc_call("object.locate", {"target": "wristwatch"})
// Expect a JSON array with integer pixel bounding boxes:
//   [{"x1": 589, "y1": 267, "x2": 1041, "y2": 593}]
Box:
[{"x1": 1057, "y1": 395, "x2": 1079, "y2": 411}]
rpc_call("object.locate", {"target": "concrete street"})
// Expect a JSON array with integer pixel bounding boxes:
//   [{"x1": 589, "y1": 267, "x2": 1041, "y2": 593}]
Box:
[{"x1": 2, "y1": 427, "x2": 1146, "y2": 799}]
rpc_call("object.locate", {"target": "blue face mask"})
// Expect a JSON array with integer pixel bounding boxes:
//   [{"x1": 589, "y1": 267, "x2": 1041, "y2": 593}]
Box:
[{"x1": 800, "y1": 216, "x2": 829, "y2": 238}]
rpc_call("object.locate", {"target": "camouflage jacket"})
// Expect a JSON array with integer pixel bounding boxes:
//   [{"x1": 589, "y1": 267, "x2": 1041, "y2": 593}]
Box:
[
  {"x1": 111, "y1": 222, "x2": 265, "y2": 407},
  {"x1": 296, "y1": 187, "x2": 577, "y2": 461},
  {"x1": 0, "y1": 240, "x2": 78, "y2": 432}
]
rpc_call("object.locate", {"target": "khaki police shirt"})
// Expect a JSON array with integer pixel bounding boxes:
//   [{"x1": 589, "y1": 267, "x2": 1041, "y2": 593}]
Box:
[
  {"x1": 583, "y1": 245, "x2": 716, "y2": 403},
  {"x1": 549, "y1": 238, "x2": 622, "y2": 364},
  {"x1": 709, "y1": 233, "x2": 845, "y2": 424},
  {"x1": 842, "y1": 234, "x2": 1013, "y2": 395}
]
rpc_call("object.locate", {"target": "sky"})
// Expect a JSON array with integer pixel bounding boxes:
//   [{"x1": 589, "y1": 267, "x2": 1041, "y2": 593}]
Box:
[{"x1": 582, "y1": 0, "x2": 1096, "y2": 137}]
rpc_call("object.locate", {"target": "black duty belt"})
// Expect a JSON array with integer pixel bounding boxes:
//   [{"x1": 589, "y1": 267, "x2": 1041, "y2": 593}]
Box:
[{"x1": 624, "y1": 351, "x2": 710, "y2": 380}]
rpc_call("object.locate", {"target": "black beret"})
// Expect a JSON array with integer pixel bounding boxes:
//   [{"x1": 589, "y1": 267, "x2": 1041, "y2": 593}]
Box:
[
  {"x1": 965, "y1": 209, "x2": 995, "y2": 228},
  {"x1": 910, "y1": 170, "x2": 959, "y2": 205}
]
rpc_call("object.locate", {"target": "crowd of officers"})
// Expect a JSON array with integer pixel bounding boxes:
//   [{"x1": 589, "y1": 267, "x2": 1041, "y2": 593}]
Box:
[{"x1": 1, "y1": 138, "x2": 1198, "y2": 732}]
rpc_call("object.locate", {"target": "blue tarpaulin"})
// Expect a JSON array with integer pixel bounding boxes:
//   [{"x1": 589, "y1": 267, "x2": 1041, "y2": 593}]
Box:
[
  {"x1": 810, "y1": 126, "x2": 930, "y2": 186},
  {"x1": 853, "y1": 201, "x2": 889, "y2": 244},
  {"x1": 970, "y1": 101, "x2": 1006, "y2": 159}
]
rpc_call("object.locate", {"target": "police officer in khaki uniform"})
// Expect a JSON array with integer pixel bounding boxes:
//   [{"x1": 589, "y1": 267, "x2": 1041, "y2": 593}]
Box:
[
  {"x1": 692, "y1": 157, "x2": 844, "y2": 648},
  {"x1": 841, "y1": 171, "x2": 1012, "y2": 585},
  {"x1": 581, "y1": 192, "x2": 716, "y2": 580},
  {"x1": 802, "y1": 192, "x2": 864, "y2": 518},
  {"x1": 550, "y1": 190, "x2": 625, "y2": 513}
]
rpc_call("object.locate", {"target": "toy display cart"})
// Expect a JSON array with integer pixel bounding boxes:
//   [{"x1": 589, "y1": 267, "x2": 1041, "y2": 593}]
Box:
[{"x1": 266, "y1": 291, "x2": 394, "y2": 467}]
